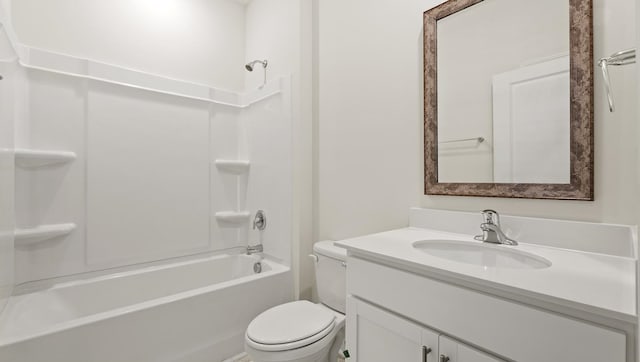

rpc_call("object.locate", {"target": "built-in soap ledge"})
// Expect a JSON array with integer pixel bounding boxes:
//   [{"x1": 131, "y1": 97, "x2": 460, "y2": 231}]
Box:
[
  {"x1": 214, "y1": 160, "x2": 250, "y2": 175},
  {"x1": 215, "y1": 211, "x2": 251, "y2": 226},
  {"x1": 15, "y1": 223, "x2": 77, "y2": 246},
  {"x1": 15, "y1": 149, "x2": 76, "y2": 168}
]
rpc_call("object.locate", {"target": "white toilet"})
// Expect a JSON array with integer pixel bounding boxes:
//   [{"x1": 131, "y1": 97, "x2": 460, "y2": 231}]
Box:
[{"x1": 245, "y1": 241, "x2": 347, "y2": 362}]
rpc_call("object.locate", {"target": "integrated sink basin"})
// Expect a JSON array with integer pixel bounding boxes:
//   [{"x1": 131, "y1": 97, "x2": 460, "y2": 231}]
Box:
[{"x1": 413, "y1": 240, "x2": 552, "y2": 269}]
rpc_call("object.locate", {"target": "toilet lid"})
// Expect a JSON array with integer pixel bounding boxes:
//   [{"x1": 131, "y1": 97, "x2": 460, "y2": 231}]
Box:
[{"x1": 246, "y1": 301, "x2": 336, "y2": 347}]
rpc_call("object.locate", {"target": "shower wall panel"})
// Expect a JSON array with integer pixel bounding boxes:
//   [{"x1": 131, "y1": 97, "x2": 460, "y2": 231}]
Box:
[
  {"x1": 11, "y1": 67, "x2": 290, "y2": 283},
  {"x1": 86, "y1": 82, "x2": 211, "y2": 268},
  {"x1": 2, "y1": 0, "x2": 296, "y2": 285},
  {"x1": 241, "y1": 78, "x2": 293, "y2": 264},
  {"x1": 209, "y1": 105, "x2": 244, "y2": 251},
  {"x1": 0, "y1": 34, "x2": 16, "y2": 312},
  {"x1": 14, "y1": 70, "x2": 87, "y2": 284}
]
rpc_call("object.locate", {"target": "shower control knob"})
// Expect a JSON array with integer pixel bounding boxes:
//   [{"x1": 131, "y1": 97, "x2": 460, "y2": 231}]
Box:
[{"x1": 253, "y1": 210, "x2": 266, "y2": 231}]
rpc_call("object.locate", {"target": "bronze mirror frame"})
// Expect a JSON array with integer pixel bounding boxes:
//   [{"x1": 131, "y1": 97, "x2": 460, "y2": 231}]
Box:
[{"x1": 423, "y1": 0, "x2": 594, "y2": 200}]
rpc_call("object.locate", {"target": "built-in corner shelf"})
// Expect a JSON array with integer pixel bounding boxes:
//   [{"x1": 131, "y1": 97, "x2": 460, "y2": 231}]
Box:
[
  {"x1": 215, "y1": 211, "x2": 251, "y2": 226},
  {"x1": 214, "y1": 160, "x2": 250, "y2": 175},
  {"x1": 15, "y1": 223, "x2": 76, "y2": 246},
  {"x1": 15, "y1": 149, "x2": 76, "y2": 168}
]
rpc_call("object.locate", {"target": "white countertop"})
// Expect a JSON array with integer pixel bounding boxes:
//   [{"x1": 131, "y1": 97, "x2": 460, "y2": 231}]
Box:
[{"x1": 336, "y1": 227, "x2": 637, "y2": 324}]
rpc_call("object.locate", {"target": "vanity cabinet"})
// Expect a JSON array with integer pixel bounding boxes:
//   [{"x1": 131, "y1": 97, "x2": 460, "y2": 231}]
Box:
[
  {"x1": 345, "y1": 257, "x2": 628, "y2": 362},
  {"x1": 438, "y1": 335, "x2": 503, "y2": 362},
  {"x1": 347, "y1": 296, "x2": 504, "y2": 362}
]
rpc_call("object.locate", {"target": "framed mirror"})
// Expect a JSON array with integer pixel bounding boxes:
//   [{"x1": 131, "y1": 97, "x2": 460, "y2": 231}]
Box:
[{"x1": 423, "y1": 0, "x2": 593, "y2": 200}]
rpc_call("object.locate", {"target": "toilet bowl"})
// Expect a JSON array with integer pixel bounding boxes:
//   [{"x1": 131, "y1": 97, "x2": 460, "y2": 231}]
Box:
[
  {"x1": 245, "y1": 301, "x2": 345, "y2": 362},
  {"x1": 245, "y1": 241, "x2": 347, "y2": 362}
]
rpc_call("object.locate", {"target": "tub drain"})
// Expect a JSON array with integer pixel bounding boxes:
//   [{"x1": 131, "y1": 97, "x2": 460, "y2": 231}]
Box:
[{"x1": 253, "y1": 262, "x2": 262, "y2": 273}]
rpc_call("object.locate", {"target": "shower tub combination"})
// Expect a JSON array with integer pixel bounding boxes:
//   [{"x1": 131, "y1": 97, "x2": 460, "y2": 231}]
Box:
[{"x1": 0, "y1": 253, "x2": 291, "y2": 362}]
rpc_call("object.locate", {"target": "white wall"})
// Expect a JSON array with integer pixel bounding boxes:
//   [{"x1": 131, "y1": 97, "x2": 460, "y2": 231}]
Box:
[
  {"x1": 316, "y1": 0, "x2": 433, "y2": 241},
  {"x1": 12, "y1": 0, "x2": 247, "y2": 91},
  {"x1": 316, "y1": 0, "x2": 638, "y2": 247}
]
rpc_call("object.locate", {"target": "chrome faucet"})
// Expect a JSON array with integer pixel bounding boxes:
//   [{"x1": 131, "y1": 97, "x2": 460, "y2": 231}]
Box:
[
  {"x1": 246, "y1": 244, "x2": 263, "y2": 255},
  {"x1": 247, "y1": 210, "x2": 266, "y2": 255},
  {"x1": 474, "y1": 209, "x2": 518, "y2": 246}
]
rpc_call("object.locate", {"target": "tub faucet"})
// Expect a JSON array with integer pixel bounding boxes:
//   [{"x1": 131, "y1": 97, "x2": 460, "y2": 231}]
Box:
[
  {"x1": 253, "y1": 210, "x2": 266, "y2": 231},
  {"x1": 474, "y1": 209, "x2": 518, "y2": 246},
  {"x1": 247, "y1": 210, "x2": 266, "y2": 255},
  {"x1": 246, "y1": 244, "x2": 263, "y2": 255}
]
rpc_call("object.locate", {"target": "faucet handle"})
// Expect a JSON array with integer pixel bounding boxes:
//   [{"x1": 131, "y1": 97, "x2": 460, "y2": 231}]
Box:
[
  {"x1": 253, "y1": 210, "x2": 266, "y2": 230},
  {"x1": 481, "y1": 209, "x2": 500, "y2": 225}
]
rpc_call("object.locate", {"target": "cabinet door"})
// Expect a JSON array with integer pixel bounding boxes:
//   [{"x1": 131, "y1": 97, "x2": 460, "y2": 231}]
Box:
[
  {"x1": 439, "y1": 335, "x2": 505, "y2": 362},
  {"x1": 346, "y1": 296, "x2": 439, "y2": 362}
]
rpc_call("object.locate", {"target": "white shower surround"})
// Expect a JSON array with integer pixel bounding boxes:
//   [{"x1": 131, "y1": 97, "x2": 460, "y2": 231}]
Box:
[
  {"x1": 0, "y1": 7, "x2": 296, "y2": 360},
  {"x1": 0, "y1": 23, "x2": 16, "y2": 316},
  {"x1": 0, "y1": 254, "x2": 292, "y2": 361},
  {"x1": 4, "y1": 39, "x2": 293, "y2": 282}
]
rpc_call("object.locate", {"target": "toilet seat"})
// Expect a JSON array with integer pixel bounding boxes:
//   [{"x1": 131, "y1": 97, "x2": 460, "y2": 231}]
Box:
[{"x1": 246, "y1": 301, "x2": 337, "y2": 352}]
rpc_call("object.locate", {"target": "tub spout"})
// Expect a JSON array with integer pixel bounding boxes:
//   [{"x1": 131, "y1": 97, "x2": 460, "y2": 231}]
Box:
[{"x1": 247, "y1": 244, "x2": 263, "y2": 255}]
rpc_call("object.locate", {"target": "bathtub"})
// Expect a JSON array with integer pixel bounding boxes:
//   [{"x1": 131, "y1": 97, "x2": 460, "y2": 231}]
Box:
[{"x1": 0, "y1": 253, "x2": 292, "y2": 362}]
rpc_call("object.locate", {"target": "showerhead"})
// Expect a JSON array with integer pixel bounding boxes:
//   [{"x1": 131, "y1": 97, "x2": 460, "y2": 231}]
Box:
[{"x1": 244, "y1": 59, "x2": 268, "y2": 72}]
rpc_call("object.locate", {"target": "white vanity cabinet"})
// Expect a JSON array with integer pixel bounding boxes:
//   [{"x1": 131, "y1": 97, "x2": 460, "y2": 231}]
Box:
[
  {"x1": 344, "y1": 257, "x2": 629, "y2": 362},
  {"x1": 337, "y1": 210, "x2": 636, "y2": 362},
  {"x1": 347, "y1": 296, "x2": 504, "y2": 362},
  {"x1": 346, "y1": 296, "x2": 439, "y2": 361},
  {"x1": 438, "y1": 335, "x2": 503, "y2": 362}
]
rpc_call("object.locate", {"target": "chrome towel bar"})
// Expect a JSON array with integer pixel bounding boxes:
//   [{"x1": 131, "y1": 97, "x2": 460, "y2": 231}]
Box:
[{"x1": 439, "y1": 136, "x2": 485, "y2": 144}]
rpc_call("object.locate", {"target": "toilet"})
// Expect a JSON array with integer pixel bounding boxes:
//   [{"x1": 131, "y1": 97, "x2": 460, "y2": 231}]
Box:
[{"x1": 245, "y1": 241, "x2": 347, "y2": 362}]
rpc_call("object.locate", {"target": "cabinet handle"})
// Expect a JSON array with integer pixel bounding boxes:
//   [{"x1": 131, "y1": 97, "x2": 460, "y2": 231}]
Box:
[
  {"x1": 439, "y1": 355, "x2": 450, "y2": 362},
  {"x1": 422, "y1": 346, "x2": 432, "y2": 362}
]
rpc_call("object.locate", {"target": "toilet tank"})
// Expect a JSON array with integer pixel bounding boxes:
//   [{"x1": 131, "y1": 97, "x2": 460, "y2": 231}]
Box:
[{"x1": 313, "y1": 241, "x2": 347, "y2": 313}]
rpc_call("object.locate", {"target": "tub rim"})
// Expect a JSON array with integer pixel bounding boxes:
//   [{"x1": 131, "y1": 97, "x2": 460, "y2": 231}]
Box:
[{"x1": 0, "y1": 253, "x2": 290, "y2": 347}]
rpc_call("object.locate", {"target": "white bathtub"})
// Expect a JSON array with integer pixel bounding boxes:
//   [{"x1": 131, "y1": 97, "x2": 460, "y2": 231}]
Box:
[{"x1": 0, "y1": 253, "x2": 292, "y2": 362}]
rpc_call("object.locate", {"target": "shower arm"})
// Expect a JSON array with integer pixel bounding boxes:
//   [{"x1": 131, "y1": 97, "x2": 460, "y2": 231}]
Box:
[
  {"x1": 262, "y1": 66, "x2": 267, "y2": 88},
  {"x1": 245, "y1": 60, "x2": 268, "y2": 88}
]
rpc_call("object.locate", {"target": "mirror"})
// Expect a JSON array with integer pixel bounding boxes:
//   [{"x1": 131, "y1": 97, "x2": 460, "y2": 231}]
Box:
[{"x1": 423, "y1": 0, "x2": 593, "y2": 200}]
